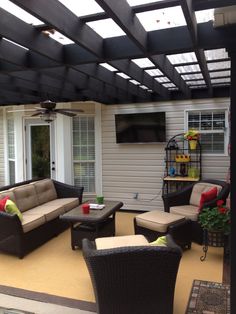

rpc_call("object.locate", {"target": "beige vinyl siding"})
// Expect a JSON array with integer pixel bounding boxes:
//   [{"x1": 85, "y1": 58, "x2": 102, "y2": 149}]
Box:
[
  {"x1": 0, "y1": 108, "x2": 5, "y2": 186},
  {"x1": 101, "y1": 98, "x2": 230, "y2": 211}
]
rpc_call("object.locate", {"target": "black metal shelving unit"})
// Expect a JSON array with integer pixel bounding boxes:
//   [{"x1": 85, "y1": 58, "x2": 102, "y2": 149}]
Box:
[{"x1": 163, "y1": 133, "x2": 201, "y2": 195}]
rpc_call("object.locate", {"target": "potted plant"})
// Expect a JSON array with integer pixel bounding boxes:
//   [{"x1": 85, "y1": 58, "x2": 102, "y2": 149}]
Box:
[
  {"x1": 198, "y1": 200, "x2": 230, "y2": 247},
  {"x1": 184, "y1": 129, "x2": 200, "y2": 150}
]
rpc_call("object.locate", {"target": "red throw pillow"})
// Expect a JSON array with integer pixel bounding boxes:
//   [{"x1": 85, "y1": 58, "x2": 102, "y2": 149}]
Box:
[
  {"x1": 0, "y1": 196, "x2": 10, "y2": 211},
  {"x1": 199, "y1": 187, "x2": 218, "y2": 210}
]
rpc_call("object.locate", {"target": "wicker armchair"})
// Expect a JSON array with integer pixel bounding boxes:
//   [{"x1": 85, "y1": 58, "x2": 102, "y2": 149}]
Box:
[
  {"x1": 162, "y1": 179, "x2": 230, "y2": 244},
  {"x1": 82, "y1": 235, "x2": 182, "y2": 314}
]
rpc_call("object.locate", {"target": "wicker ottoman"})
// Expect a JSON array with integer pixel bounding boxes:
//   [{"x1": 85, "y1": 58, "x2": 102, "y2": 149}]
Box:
[{"x1": 134, "y1": 211, "x2": 192, "y2": 249}]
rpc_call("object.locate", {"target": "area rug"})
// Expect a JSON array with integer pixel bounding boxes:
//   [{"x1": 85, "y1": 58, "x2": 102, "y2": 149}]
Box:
[{"x1": 186, "y1": 280, "x2": 230, "y2": 314}]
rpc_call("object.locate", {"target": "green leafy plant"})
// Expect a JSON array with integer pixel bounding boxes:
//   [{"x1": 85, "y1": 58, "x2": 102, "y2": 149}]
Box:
[
  {"x1": 198, "y1": 200, "x2": 230, "y2": 235},
  {"x1": 184, "y1": 129, "x2": 200, "y2": 141}
]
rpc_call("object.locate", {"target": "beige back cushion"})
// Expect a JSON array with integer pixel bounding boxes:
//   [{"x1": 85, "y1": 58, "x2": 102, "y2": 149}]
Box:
[
  {"x1": 32, "y1": 179, "x2": 57, "y2": 205},
  {"x1": 190, "y1": 182, "x2": 222, "y2": 207},
  {"x1": 13, "y1": 185, "x2": 39, "y2": 212},
  {"x1": 0, "y1": 190, "x2": 16, "y2": 203}
]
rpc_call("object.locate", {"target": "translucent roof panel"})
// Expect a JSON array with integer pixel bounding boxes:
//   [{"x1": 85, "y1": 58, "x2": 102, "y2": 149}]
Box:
[
  {"x1": 207, "y1": 61, "x2": 231, "y2": 71},
  {"x1": 127, "y1": 0, "x2": 163, "y2": 6},
  {"x1": 58, "y1": 0, "x2": 104, "y2": 17},
  {"x1": 132, "y1": 58, "x2": 155, "y2": 68},
  {"x1": 87, "y1": 19, "x2": 126, "y2": 38},
  {"x1": 140, "y1": 85, "x2": 149, "y2": 90},
  {"x1": 116, "y1": 73, "x2": 131, "y2": 79},
  {"x1": 167, "y1": 52, "x2": 197, "y2": 65},
  {"x1": 205, "y1": 48, "x2": 229, "y2": 61},
  {"x1": 0, "y1": 0, "x2": 43, "y2": 25},
  {"x1": 136, "y1": 6, "x2": 186, "y2": 31},
  {"x1": 129, "y1": 79, "x2": 141, "y2": 85},
  {"x1": 189, "y1": 85, "x2": 207, "y2": 89},
  {"x1": 100, "y1": 63, "x2": 117, "y2": 72},
  {"x1": 186, "y1": 80, "x2": 206, "y2": 86},
  {"x1": 145, "y1": 69, "x2": 163, "y2": 76},
  {"x1": 163, "y1": 83, "x2": 176, "y2": 88},
  {"x1": 196, "y1": 9, "x2": 214, "y2": 23},
  {"x1": 181, "y1": 73, "x2": 203, "y2": 80},
  {"x1": 210, "y1": 71, "x2": 230, "y2": 78},
  {"x1": 43, "y1": 30, "x2": 74, "y2": 45},
  {"x1": 211, "y1": 78, "x2": 231, "y2": 84},
  {"x1": 176, "y1": 64, "x2": 201, "y2": 73},
  {"x1": 155, "y1": 77, "x2": 170, "y2": 83}
]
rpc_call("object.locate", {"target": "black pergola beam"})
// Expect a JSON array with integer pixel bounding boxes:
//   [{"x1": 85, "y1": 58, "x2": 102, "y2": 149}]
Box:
[
  {"x1": 110, "y1": 59, "x2": 169, "y2": 98},
  {"x1": 194, "y1": 0, "x2": 236, "y2": 11},
  {"x1": 181, "y1": 0, "x2": 212, "y2": 93},
  {"x1": 96, "y1": 0, "x2": 189, "y2": 97},
  {"x1": 10, "y1": 0, "x2": 104, "y2": 58}
]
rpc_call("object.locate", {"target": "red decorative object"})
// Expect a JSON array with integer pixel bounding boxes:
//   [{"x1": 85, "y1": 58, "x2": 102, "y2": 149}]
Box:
[
  {"x1": 82, "y1": 203, "x2": 90, "y2": 214},
  {"x1": 199, "y1": 187, "x2": 218, "y2": 210},
  {"x1": 0, "y1": 196, "x2": 9, "y2": 211}
]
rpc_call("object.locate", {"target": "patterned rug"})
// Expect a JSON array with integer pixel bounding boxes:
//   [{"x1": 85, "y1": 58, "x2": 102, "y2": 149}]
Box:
[{"x1": 186, "y1": 280, "x2": 230, "y2": 314}]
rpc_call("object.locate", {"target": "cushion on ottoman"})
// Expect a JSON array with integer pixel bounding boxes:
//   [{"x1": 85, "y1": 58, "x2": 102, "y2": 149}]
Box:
[
  {"x1": 135, "y1": 211, "x2": 185, "y2": 233},
  {"x1": 95, "y1": 235, "x2": 149, "y2": 250}
]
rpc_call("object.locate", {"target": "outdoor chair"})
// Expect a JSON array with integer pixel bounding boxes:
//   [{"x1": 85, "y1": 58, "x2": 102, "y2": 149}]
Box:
[
  {"x1": 82, "y1": 234, "x2": 182, "y2": 314},
  {"x1": 162, "y1": 179, "x2": 230, "y2": 244}
]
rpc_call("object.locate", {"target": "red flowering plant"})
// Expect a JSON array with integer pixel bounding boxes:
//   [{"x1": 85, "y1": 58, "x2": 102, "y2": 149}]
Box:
[{"x1": 198, "y1": 200, "x2": 231, "y2": 235}]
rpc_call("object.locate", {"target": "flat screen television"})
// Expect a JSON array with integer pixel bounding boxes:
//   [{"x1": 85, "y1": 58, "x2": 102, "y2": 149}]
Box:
[{"x1": 115, "y1": 112, "x2": 166, "y2": 143}]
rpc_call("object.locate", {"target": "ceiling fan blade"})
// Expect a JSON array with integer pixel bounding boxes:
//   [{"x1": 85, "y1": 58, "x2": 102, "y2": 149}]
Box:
[
  {"x1": 56, "y1": 108, "x2": 84, "y2": 113},
  {"x1": 56, "y1": 110, "x2": 77, "y2": 117},
  {"x1": 31, "y1": 112, "x2": 43, "y2": 117},
  {"x1": 7, "y1": 109, "x2": 36, "y2": 113}
]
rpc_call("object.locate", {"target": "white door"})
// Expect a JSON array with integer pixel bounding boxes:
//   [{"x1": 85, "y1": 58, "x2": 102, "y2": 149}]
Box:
[{"x1": 25, "y1": 119, "x2": 55, "y2": 180}]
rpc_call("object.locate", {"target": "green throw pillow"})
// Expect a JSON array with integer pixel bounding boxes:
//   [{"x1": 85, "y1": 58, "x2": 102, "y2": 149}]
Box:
[
  {"x1": 149, "y1": 236, "x2": 167, "y2": 247},
  {"x1": 5, "y1": 199, "x2": 23, "y2": 221}
]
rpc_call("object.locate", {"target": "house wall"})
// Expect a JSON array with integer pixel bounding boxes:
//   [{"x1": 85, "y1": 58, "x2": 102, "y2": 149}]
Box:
[
  {"x1": 101, "y1": 98, "x2": 230, "y2": 211},
  {"x1": 0, "y1": 108, "x2": 5, "y2": 185}
]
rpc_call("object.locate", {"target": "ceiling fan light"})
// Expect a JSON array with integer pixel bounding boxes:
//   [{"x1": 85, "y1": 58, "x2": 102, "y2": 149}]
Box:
[{"x1": 40, "y1": 111, "x2": 56, "y2": 123}]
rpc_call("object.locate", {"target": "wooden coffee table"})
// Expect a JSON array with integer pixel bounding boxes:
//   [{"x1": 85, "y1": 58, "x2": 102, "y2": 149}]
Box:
[{"x1": 60, "y1": 200, "x2": 123, "y2": 249}]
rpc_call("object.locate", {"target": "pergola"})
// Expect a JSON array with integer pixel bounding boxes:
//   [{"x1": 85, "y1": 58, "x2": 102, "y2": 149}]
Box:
[
  {"x1": 0, "y1": 0, "x2": 235, "y2": 105},
  {"x1": 0, "y1": 1, "x2": 236, "y2": 312}
]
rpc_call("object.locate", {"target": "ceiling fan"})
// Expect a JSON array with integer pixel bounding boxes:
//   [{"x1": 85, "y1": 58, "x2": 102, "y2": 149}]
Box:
[{"x1": 8, "y1": 100, "x2": 84, "y2": 122}]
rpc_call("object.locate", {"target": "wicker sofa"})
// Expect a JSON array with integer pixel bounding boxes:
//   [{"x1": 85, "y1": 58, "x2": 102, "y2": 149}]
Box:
[{"x1": 0, "y1": 178, "x2": 83, "y2": 258}]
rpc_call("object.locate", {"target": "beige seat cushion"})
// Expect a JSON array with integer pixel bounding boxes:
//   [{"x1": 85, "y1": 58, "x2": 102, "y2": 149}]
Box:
[
  {"x1": 31, "y1": 179, "x2": 57, "y2": 205},
  {"x1": 21, "y1": 212, "x2": 46, "y2": 233},
  {"x1": 23, "y1": 204, "x2": 65, "y2": 222},
  {"x1": 95, "y1": 235, "x2": 149, "y2": 250},
  {"x1": 190, "y1": 183, "x2": 222, "y2": 207},
  {"x1": 12, "y1": 185, "x2": 39, "y2": 212},
  {"x1": 170, "y1": 205, "x2": 199, "y2": 221},
  {"x1": 45, "y1": 198, "x2": 79, "y2": 212},
  {"x1": 135, "y1": 211, "x2": 185, "y2": 233}
]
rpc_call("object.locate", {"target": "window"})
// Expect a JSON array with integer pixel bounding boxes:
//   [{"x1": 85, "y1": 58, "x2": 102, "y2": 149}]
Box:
[
  {"x1": 186, "y1": 110, "x2": 228, "y2": 154},
  {"x1": 72, "y1": 116, "x2": 95, "y2": 193},
  {"x1": 7, "y1": 118, "x2": 15, "y2": 184}
]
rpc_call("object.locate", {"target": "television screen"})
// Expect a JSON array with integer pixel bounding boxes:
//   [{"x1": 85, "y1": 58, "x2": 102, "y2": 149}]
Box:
[{"x1": 115, "y1": 112, "x2": 166, "y2": 143}]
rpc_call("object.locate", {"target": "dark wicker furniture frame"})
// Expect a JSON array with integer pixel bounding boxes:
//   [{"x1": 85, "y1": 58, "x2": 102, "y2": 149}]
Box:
[
  {"x1": 82, "y1": 235, "x2": 182, "y2": 314},
  {"x1": 162, "y1": 179, "x2": 230, "y2": 244},
  {"x1": 0, "y1": 179, "x2": 83, "y2": 258},
  {"x1": 60, "y1": 200, "x2": 123, "y2": 249}
]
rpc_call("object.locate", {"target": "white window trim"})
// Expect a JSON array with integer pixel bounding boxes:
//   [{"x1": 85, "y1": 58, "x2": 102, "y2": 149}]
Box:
[
  {"x1": 72, "y1": 106, "x2": 102, "y2": 196},
  {"x1": 184, "y1": 108, "x2": 229, "y2": 157}
]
